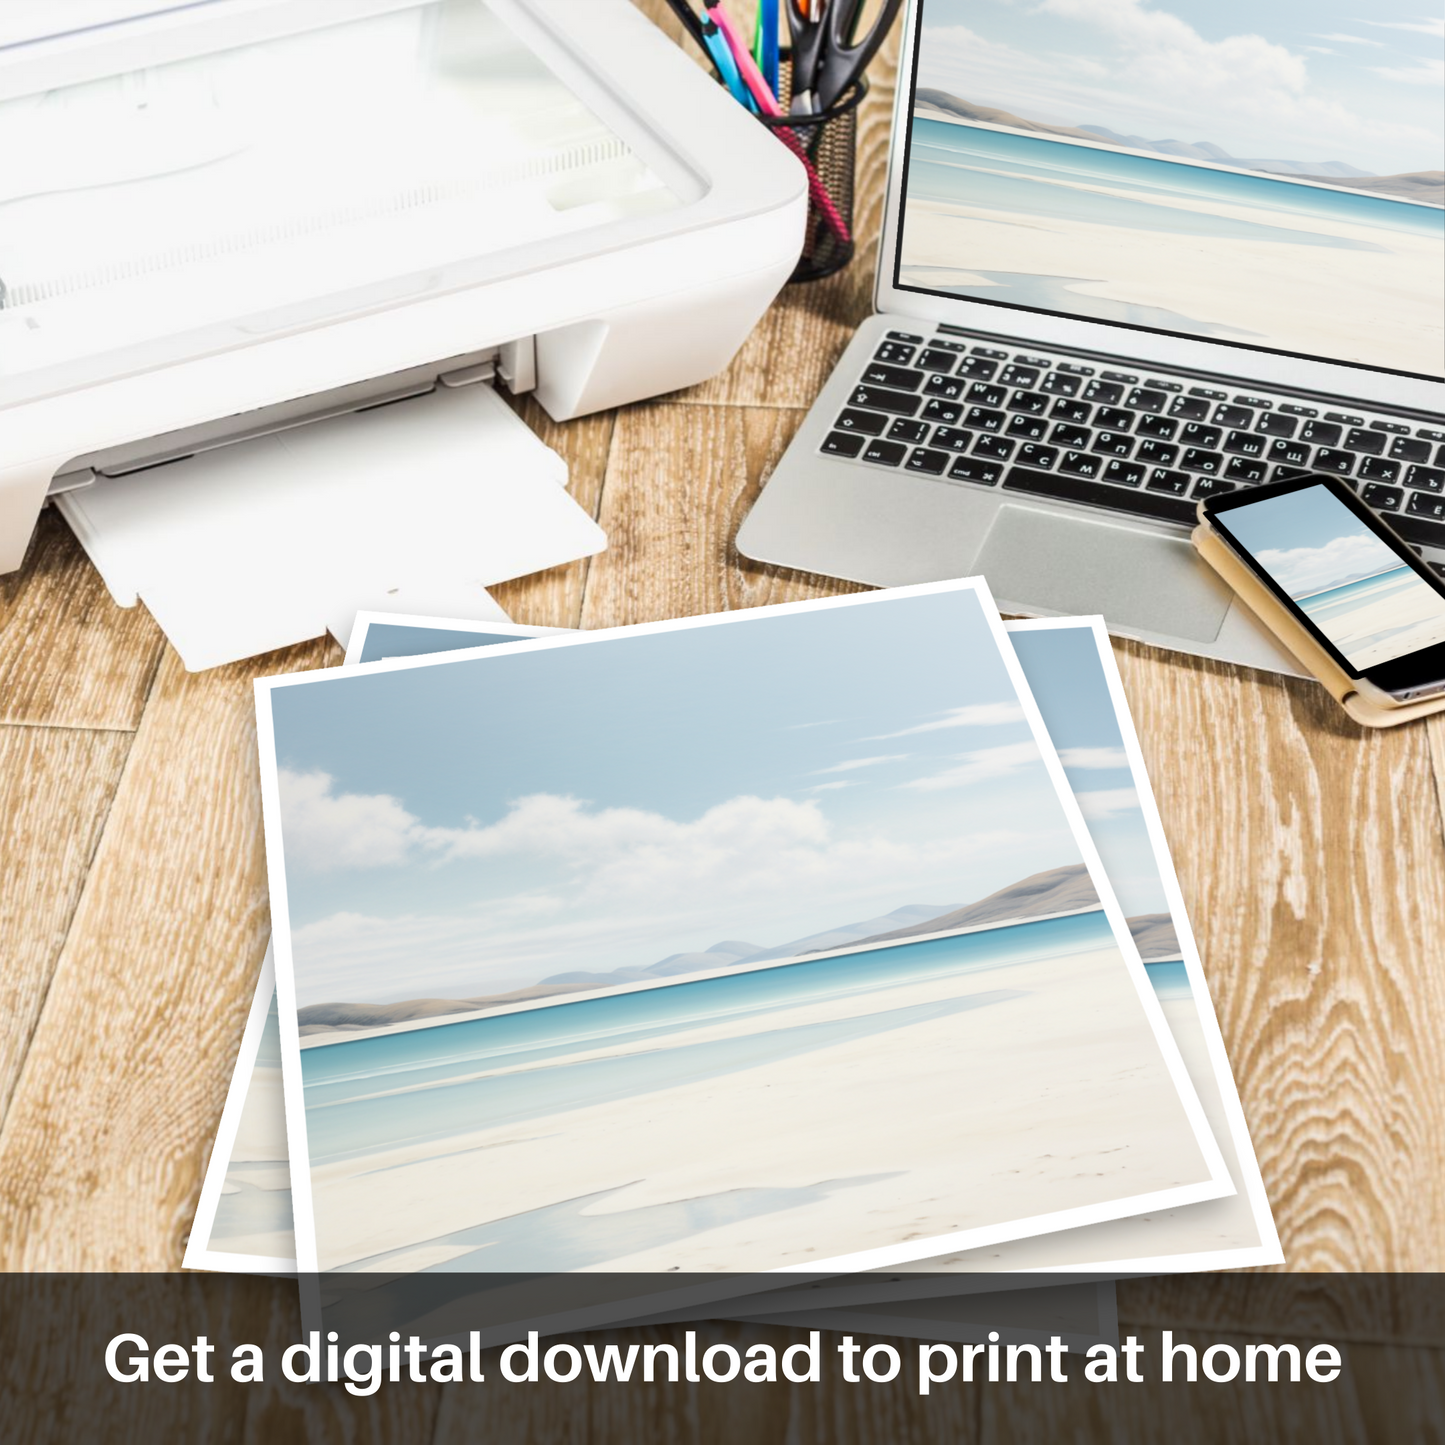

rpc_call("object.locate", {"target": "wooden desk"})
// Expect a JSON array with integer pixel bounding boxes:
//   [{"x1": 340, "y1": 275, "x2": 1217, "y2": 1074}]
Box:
[{"x1": 1, "y1": 5, "x2": 1441, "y2": 1439}]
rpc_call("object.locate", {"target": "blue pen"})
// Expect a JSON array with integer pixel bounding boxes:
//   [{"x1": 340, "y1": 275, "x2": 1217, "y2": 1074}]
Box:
[
  {"x1": 758, "y1": 0, "x2": 780, "y2": 97},
  {"x1": 700, "y1": 14, "x2": 756, "y2": 110}
]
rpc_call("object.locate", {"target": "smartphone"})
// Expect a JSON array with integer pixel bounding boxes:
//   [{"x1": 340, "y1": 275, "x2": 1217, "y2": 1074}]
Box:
[{"x1": 1201, "y1": 474, "x2": 1445, "y2": 705}]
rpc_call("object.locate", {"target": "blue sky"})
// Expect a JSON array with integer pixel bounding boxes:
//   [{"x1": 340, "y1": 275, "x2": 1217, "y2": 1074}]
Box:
[
  {"x1": 269, "y1": 590, "x2": 1094, "y2": 1007},
  {"x1": 919, "y1": 0, "x2": 1444, "y2": 175},
  {"x1": 1220, "y1": 485, "x2": 1404, "y2": 596}
]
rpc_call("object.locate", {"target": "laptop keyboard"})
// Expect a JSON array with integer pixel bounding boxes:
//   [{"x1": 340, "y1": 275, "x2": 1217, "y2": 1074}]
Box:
[{"x1": 821, "y1": 329, "x2": 1445, "y2": 571}]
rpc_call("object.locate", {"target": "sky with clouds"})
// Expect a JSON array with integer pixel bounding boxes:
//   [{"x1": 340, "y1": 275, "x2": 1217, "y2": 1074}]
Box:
[
  {"x1": 267, "y1": 590, "x2": 1102, "y2": 1007},
  {"x1": 919, "y1": 0, "x2": 1444, "y2": 175},
  {"x1": 1218, "y1": 484, "x2": 1406, "y2": 596}
]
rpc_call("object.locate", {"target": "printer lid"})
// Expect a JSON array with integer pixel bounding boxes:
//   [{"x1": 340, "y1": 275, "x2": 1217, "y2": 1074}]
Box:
[{"x1": 0, "y1": 0, "x2": 717, "y2": 411}]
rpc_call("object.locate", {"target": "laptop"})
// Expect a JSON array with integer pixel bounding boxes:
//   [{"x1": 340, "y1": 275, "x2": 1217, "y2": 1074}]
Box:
[{"x1": 738, "y1": 0, "x2": 1445, "y2": 673}]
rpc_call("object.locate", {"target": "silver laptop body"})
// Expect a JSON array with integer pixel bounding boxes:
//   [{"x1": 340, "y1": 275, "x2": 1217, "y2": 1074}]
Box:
[{"x1": 738, "y1": 0, "x2": 1445, "y2": 673}]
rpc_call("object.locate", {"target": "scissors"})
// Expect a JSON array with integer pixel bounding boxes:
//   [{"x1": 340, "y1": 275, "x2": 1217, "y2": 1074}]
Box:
[{"x1": 786, "y1": 0, "x2": 903, "y2": 113}]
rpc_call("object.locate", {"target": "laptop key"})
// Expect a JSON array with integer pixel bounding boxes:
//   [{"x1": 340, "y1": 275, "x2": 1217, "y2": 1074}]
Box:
[
  {"x1": 922, "y1": 398, "x2": 963, "y2": 424},
  {"x1": 916, "y1": 348, "x2": 960, "y2": 374},
  {"x1": 1181, "y1": 448, "x2": 1223, "y2": 474},
  {"x1": 1358, "y1": 456, "x2": 1400, "y2": 482},
  {"x1": 966, "y1": 382, "x2": 1008, "y2": 406},
  {"x1": 1018, "y1": 444, "x2": 1059, "y2": 470},
  {"x1": 1136, "y1": 440, "x2": 1178, "y2": 467},
  {"x1": 1257, "y1": 413, "x2": 1298, "y2": 437},
  {"x1": 1272, "y1": 465, "x2": 1315, "y2": 481},
  {"x1": 1314, "y1": 448, "x2": 1354, "y2": 476},
  {"x1": 948, "y1": 457, "x2": 1003, "y2": 486},
  {"x1": 1344, "y1": 427, "x2": 1385, "y2": 455},
  {"x1": 1050, "y1": 397, "x2": 1092, "y2": 424},
  {"x1": 887, "y1": 418, "x2": 932, "y2": 444},
  {"x1": 1147, "y1": 468, "x2": 1191, "y2": 494},
  {"x1": 907, "y1": 448, "x2": 951, "y2": 476},
  {"x1": 1391, "y1": 436, "x2": 1432, "y2": 464},
  {"x1": 850, "y1": 384, "x2": 921, "y2": 417},
  {"x1": 1190, "y1": 386, "x2": 1228, "y2": 401},
  {"x1": 1008, "y1": 390, "x2": 1050, "y2": 415},
  {"x1": 835, "y1": 408, "x2": 890, "y2": 435},
  {"x1": 1007, "y1": 415, "x2": 1048, "y2": 441},
  {"x1": 1300, "y1": 420, "x2": 1342, "y2": 447},
  {"x1": 971, "y1": 346, "x2": 1009, "y2": 360},
  {"x1": 874, "y1": 342, "x2": 917, "y2": 365},
  {"x1": 1407, "y1": 465, "x2": 1445, "y2": 492},
  {"x1": 863, "y1": 363, "x2": 926, "y2": 389},
  {"x1": 1041, "y1": 372, "x2": 1081, "y2": 397},
  {"x1": 1084, "y1": 380, "x2": 1124, "y2": 405},
  {"x1": 999, "y1": 364, "x2": 1040, "y2": 388},
  {"x1": 930, "y1": 426, "x2": 974, "y2": 452},
  {"x1": 957, "y1": 356, "x2": 1000, "y2": 380},
  {"x1": 821, "y1": 431, "x2": 865, "y2": 458},
  {"x1": 1193, "y1": 476, "x2": 1237, "y2": 499},
  {"x1": 974, "y1": 435, "x2": 1015, "y2": 461},
  {"x1": 1407, "y1": 491, "x2": 1445, "y2": 521},
  {"x1": 886, "y1": 330, "x2": 924, "y2": 343},
  {"x1": 1214, "y1": 404, "x2": 1254, "y2": 428},
  {"x1": 1389, "y1": 514, "x2": 1445, "y2": 550},
  {"x1": 1126, "y1": 388, "x2": 1167, "y2": 413},
  {"x1": 1002, "y1": 466, "x2": 1197, "y2": 524},
  {"x1": 1092, "y1": 432, "x2": 1134, "y2": 457},
  {"x1": 1136, "y1": 414, "x2": 1179, "y2": 440},
  {"x1": 965, "y1": 406, "x2": 1006, "y2": 432},
  {"x1": 1224, "y1": 430, "x2": 1266, "y2": 457},
  {"x1": 1225, "y1": 456, "x2": 1267, "y2": 482},
  {"x1": 1095, "y1": 406, "x2": 1134, "y2": 432},
  {"x1": 1267, "y1": 437, "x2": 1311, "y2": 467},
  {"x1": 1168, "y1": 395, "x2": 1211, "y2": 421},
  {"x1": 860, "y1": 438, "x2": 908, "y2": 467},
  {"x1": 1060, "y1": 451, "x2": 1102, "y2": 478},
  {"x1": 1051, "y1": 424, "x2": 1091, "y2": 449},
  {"x1": 923, "y1": 374, "x2": 966, "y2": 400},
  {"x1": 1104, "y1": 459, "x2": 1145, "y2": 487},
  {"x1": 1361, "y1": 482, "x2": 1402, "y2": 510},
  {"x1": 1180, "y1": 423, "x2": 1223, "y2": 449}
]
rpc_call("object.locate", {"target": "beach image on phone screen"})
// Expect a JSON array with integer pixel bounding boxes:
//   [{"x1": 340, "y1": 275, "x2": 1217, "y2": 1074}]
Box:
[{"x1": 1220, "y1": 484, "x2": 1445, "y2": 670}]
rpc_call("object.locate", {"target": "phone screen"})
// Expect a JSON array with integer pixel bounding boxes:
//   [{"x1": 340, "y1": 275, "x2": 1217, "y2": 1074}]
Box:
[{"x1": 1211, "y1": 481, "x2": 1445, "y2": 677}]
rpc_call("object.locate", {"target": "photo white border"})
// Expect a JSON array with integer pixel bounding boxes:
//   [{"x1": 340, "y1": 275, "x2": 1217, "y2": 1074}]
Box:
[{"x1": 253, "y1": 578, "x2": 1233, "y2": 1280}]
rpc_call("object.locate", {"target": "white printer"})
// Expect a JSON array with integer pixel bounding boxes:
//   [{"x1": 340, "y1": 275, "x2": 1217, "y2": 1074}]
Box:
[{"x1": 0, "y1": 0, "x2": 806, "y2": 664}]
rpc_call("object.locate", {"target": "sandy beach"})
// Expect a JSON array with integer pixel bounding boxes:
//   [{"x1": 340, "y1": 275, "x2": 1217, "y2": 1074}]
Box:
[
  {"x1": 306, "y1": 940, "x2": 1218, "y2": 1273},
  {"x1": 1301, "y1": 572, "x2": 1445, "y2": 669}
]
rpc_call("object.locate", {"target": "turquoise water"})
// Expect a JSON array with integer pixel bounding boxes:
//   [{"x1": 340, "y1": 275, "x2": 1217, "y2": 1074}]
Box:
[
  {"x1": 1299, "y1": 565, "x2": 1421, "y2": 618},
  {"x1": 302, "y1": 910, "x2": 1115, "y2": 1165},
  {"x1": 1144, "y1": 958, "x2": 1189, "y2": 1001},
  {"x1": 906, "y1": 120, "x2": 1442, "y2": 243}
]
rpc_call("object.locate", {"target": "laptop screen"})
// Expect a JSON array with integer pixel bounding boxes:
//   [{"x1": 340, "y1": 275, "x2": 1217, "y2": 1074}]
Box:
[{"x1": 895, "y1": 0, "x2": 1444, "y2": 381}]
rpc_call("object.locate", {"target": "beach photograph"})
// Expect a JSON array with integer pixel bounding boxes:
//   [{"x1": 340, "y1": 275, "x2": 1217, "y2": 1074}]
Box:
[
  {"x1": 900, "y1": 0, "x2": 1443, "y2": 372},
  {"x1": 1223, "y1": 484, "x2": 1445, "y2": 669},
  {"x1": 260, "y1": 584, "x2": 1228, "y2": 1273}
]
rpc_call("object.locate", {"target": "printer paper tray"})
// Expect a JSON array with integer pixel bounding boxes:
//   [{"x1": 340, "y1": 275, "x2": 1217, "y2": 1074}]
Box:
[{"x1": 57, "y1": 384, "x2": 604, "y2": 670}]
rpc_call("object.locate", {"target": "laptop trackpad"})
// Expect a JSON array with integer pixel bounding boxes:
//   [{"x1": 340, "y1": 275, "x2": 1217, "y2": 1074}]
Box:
[{"x1": 976, "y1": 505, "x2": 1234, "y2": 643}]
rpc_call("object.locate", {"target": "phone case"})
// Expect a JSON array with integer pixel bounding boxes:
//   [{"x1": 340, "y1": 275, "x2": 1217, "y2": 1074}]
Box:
[{"x1": 1192, "y1": 520, "x2": 1445, "y2": 729}]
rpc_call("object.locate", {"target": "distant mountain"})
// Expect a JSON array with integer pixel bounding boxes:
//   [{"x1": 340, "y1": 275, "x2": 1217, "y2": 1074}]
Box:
[
  {"x1": 837, "y1": 864, "x2": 1099, "y2": 948},
  {"x1": 297, "y1": 981, "x2": 595, "y2": 1036},
  {"x1": 913, "y1": 89, "x2": 1437, "y2": 202},
  {"x1": 1127, "y1": 913, "x2": 1182, "y2": 962}
]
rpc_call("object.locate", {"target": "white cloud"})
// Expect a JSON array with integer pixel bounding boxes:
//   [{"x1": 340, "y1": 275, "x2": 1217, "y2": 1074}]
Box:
[
  {"x1": 811, "y1": 754, "x2": 909, "y2": 776},
  {"x1": 867, "y1": 701, "x2": 1025, "y2": 739},
  {"x1": 808, "y1": 780, "x2": 857, "y2": 792},
  {"x1": 1254, "y1": 530, "x2": 1402, "y2": 597},
  {"x1": 1058, "y1": 746, "x2": 1130, "y2": 770},
  {"x1": 1313, "y1": 32, "x2": 1383, "y2": 46},
  {"x1": 1075, "y1": 787, "x2": 1141, "y2": 820},
  {"x1": 1369, "y1": 57, "x2": 1444, "y2": 85},
  {"x1": 1363, "y1": 18, "x2": 1445, "y2": 38},
  {"x1": 902, "y1": 741, "x2": 1042, "y2": 791},
  {"x1": 278, "y1": 769, "x2": 423, "y2": 872}
]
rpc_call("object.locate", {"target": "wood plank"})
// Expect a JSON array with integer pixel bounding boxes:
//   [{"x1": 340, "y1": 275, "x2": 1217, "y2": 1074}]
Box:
[
  {"x1": 1109, "y1": 638, "x2": 1445, "y2": 1270},
  {"x1": 0, "y1": 725, "x2": 133, "y2": 1125},
  {"x1": 579, "y1": 403, "x2": 867, "y2": 629},
  {"x1": 0, "y1": 640, "x2": 332, "y2": 1269},
  {"x1": 490, "y1": 397, "x2": 614, "y2": 630},
  {"x1": 0, "y1": 509, "x2": 165, "y2": 731}
]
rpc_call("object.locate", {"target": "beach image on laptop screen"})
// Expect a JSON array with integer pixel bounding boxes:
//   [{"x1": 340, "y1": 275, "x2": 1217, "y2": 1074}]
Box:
[
  {"x1": 1218, "y1": 483, "x2": 1445, "y2": 669},
  {"x1": 898, "y1": 0, "x2": 1444, "y2": 377}
]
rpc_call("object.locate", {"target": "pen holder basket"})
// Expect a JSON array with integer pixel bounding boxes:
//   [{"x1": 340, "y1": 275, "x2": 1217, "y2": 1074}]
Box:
[{"x1": 759, "y1": 70, "x2": 868, "y2": 283}]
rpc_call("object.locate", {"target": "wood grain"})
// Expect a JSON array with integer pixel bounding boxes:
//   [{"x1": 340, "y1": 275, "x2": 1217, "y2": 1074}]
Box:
[
  {"x1": 0, "y1": 509, "x2": 165, "y2": 730},
  {"x1": 0, "y1": 725, "x2": 133, "y2": 1126},
  {"x1": 0, "y1": 641, "x2": 330, "y2": 1269},
  {"x1": 1109, "y1": 637, "x2": 1445, "y2": 1270}
]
